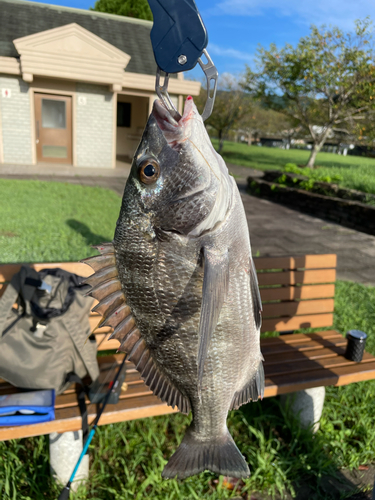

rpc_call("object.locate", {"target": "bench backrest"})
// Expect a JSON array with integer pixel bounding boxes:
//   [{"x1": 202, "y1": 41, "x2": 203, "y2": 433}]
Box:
[
  {"x1": 0, "y1": 253, "x2": 336, "y2": 344},
  {"x1": 254, "y1": 254, "x2": 336, "y2": 333}
]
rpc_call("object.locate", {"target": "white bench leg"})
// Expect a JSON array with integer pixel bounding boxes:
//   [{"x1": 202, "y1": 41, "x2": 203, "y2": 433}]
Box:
[
  {"x1": 280, "y1": 386, "x2": 326, "y2": 433},
  {"x1": 49, "y1": 430, "x2": 89, "y2": 492}
]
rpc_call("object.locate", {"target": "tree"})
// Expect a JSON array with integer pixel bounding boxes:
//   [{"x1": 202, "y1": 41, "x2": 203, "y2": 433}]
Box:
[
  {"x1": 244, "y1": 19, "x2": 375, "y2": 167},
  {"x1": 197, "y1": 74, "x2": 252, "y2": 153},
  {"x1": 238, "y1": 104, "x2": 299, "y2": 146},
  {"x1": 91, "y1": 0, "x2": 152, "y2": 20}
]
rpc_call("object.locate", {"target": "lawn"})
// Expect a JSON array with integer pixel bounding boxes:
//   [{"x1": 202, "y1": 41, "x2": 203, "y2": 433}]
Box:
[
  {"x1": 213, "y1": 139, "x2": 375, "y2": 195},
  {"x1": 0, "y1": 179, "x2": 374, "y2": 499},
  {"x1": 0, "y1": 179, "x2": 121, "y2": 263}
]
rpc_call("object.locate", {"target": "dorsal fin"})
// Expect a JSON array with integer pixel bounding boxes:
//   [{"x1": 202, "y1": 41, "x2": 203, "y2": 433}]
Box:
[{"x1": 82, "y1": 243, "x2": 191, "y2": 414}]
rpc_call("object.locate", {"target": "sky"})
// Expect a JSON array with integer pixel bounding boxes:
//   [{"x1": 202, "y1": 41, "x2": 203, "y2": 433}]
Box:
[{"x1": 23, "y1": 0, "x2": 374, "y2": 80}]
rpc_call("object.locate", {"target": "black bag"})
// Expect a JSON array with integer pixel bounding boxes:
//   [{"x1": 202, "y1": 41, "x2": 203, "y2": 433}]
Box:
[{"x1": 0, "y1": 266, "x2": 99, "y2": 395}]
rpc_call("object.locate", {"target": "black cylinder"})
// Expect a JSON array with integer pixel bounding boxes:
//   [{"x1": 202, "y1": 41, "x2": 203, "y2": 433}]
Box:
[{"x1": 345, "y1": 330, "x2": 367, "y2": 362}]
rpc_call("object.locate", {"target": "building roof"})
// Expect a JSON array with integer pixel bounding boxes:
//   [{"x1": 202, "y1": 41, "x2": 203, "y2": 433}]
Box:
[{"x1": 0, "y1": 0, "x2": 157, "y2": 76}]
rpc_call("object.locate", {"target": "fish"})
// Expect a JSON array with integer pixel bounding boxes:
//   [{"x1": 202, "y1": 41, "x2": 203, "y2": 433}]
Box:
[{"x1": 82, "y1": 95, "x2": 264, "y2": 480}]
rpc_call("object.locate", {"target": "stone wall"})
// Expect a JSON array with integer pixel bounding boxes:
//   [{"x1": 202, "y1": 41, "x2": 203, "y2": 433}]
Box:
[
  {"x1": 75, "y1": 83, "x2": 113, "y2": 168},
  {"x1": 248, "y1": 177, "x2": 375, "y2": 236},
  {"x1": 0, "y1": 75, "x2": 33, "y2": 164}
]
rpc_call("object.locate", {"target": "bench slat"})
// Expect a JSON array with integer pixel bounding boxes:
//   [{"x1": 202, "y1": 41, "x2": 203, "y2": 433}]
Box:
[
  {"x1": 261, "y1": 337, "x2": 346, "y2": 356},
  {"x1": 93, "y1": 331, "x2": 346, "y2": 357},
  {"x1": 95, "y1": 333, "x2": 119, "y2": 351},
  {"x1": 262, "y1": 313, "x2": 334, "y2": 332},
  {"x1": 260, "y1": 284, "x2": 335, "y2": 302},
  {"x1": 264, "y1": 345, "x2": 346, "y2": 364},
  {"x1": 265, "y1": 361, "x2": 375, "y2": 397},
  {"x1": 260, "y1": 330, "x2": 341, "y2": 344},
  {"x1": 1, "y1": 271, "x2": 337, "y2": 309},
  {"x1": 0, "y1": 262, "x2": 93, "y2": 282},
  {"x1": 91, "y1": 300, "x2": 336, "y2": 342},
  {"x1": 265, "y1": 352, "x2": 375, "y2": 378},
  {"x1": 0, "y1": 255, "x2": 337, "y2": 283},
  {"x1": 258, "y1": 269, "x2": 336, "y2": 287},
  {"x1": 55, "y1": 380, "x2": 153, "y2": 409},
  {"x1": 0, "y1": 393, "x2": 177, "y2": 441},
  {"x1": 262, "y1": 298, "x2": 334, "y2": 318},
  {"x1": 254, "y1": 254, "x2": 337, "y2": 271}
]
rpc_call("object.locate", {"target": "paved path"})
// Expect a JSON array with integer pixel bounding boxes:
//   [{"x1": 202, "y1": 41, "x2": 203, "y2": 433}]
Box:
[
  {"x1": 1, "y1": 162, "x2": 375, "y2": 285},
  {"x1": 241, "y1": 189, "x2": 375, "y2": 284},
  {"x1": 226, "y1": 163, "x2": 375, "y2": 286}
]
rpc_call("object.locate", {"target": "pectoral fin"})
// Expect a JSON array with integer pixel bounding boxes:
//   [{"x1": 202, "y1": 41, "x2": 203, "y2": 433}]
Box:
[{"x1": 197, "y1": 247, "x2": 229, "y2": 391}]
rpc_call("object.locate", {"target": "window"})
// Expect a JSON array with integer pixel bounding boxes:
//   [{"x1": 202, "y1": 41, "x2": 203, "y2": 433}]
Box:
[
  {"x1": 42, "y1": 99, "x2": 66, "y2": 129},
  {"x1": 117, "y1": 102, "x2": 131, "y2": 127}
]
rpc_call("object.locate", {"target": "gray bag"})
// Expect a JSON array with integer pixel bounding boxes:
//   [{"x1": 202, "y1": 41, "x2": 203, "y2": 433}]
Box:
[{"x1": 0, "y1": 266, "x2": 99, "y2": 395}]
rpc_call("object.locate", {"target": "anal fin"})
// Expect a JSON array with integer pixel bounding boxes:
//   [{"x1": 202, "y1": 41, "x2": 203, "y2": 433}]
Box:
[
  {"x1": 117, "y1": 327, "x2": 191, "y2": 414},
  {"x1": 230, "y1": 361, "x2": 265, "y2": 410}
]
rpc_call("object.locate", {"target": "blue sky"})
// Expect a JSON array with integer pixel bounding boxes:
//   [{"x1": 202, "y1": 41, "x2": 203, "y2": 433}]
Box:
[{"x1": 24, "y1": 0, "x2": 373, "y2": 80}]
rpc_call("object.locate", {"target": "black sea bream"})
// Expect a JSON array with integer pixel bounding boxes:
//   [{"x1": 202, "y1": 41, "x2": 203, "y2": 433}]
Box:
[{"x1": 84, "y1": 96, "x2": 264, "y2": 479}]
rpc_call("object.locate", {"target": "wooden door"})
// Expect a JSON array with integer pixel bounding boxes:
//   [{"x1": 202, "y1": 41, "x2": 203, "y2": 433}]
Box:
[{"x1": 34, "y1": 93, "x2": 72, "y2": 164}]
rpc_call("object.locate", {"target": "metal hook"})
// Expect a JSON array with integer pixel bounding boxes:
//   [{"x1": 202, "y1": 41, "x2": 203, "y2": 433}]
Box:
[
  {"x1": 155, "y1": 68, "x2": 181, "y2": 121},
  {"x1": 198, "y1": 49, "x2": 218, "y2": 122},
  {"x1": 155, "y1": 49, "x2": 218, "y2": 123}
]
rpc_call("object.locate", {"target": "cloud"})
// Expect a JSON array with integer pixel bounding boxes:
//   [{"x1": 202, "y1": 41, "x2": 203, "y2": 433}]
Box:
[
  {"x1": 208, "y1": 42, "x2": 253, "y2": 61},
  {"x1": 213, "y1": 0, "x2": 373, "y2": 30}
]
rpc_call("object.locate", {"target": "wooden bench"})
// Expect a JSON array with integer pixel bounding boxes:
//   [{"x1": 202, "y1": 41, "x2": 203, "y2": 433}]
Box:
[{"x1": 0, "y1": 253, "x2": 375, "y2": 441}]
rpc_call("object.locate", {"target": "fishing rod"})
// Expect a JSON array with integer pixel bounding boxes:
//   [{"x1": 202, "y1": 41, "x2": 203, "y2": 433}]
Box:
[{"x1": 58, "y1": 354, "x2": 127, "y2": 500}]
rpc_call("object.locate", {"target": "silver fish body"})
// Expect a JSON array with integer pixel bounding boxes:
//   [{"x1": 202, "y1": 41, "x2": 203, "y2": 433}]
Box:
[{"x1": 84, "y1": 97, "x2": 264, "y2": 479}]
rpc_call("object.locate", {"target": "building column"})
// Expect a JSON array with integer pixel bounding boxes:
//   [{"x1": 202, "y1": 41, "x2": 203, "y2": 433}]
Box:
[{"x1": 112, "y1": 91, "x2": 117, "y2": 168}]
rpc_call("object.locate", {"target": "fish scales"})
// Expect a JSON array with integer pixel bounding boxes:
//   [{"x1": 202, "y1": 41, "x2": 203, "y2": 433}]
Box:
[{"x1": 84, "y1": 96, "x2": 264, "y2": 479}]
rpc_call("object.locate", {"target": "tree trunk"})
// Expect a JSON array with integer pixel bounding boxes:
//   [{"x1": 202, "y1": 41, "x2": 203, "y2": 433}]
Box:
[
  {"x1": 247, "y1": 132, "x2": 252, "y2": 146},
  {"x1": 218, "y1": 131, "x2": 224, "y2": 153},
  {"x1": 306, "y1": 128, "x2": 331, "y2": 168},
  {"x1": 306, "y1": 143, "x2": 320, "y2": 168}
]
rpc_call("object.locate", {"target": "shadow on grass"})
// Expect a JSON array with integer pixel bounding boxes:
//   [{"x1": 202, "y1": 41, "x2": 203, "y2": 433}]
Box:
[
  {"x1": 233, "y1": 396, "x2": 371, "y2": 499},
  {"x1": 66, "y1": 219, "x2": 109, "y2": 247}
]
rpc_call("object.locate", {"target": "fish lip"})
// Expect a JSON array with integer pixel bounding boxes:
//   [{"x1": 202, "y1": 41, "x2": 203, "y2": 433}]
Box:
[
  {"x1": 153, "y1": 99, "x2": 180, "y2": 126},
  {"x1": 152, "y1": 96, "x2": 196, "y2": 136}
]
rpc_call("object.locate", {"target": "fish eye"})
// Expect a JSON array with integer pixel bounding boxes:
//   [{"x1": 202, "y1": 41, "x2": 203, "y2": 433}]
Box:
[{"x1": 138, "y1": 159, "x2": 160, "y2": 184}]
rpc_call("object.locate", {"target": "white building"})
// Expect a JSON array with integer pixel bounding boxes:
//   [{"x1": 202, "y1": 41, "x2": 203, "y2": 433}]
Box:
[{"x1": 0, "y1": 0, "x2": 200, "y2": 168}]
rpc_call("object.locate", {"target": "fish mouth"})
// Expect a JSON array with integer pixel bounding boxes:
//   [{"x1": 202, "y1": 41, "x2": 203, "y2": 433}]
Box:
[{"x1": 152, "y1": 96, "x2": 197, "y2": 142}]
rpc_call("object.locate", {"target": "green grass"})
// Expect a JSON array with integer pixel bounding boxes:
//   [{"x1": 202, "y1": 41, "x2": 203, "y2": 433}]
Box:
[
  {"x1": 0, "y1": 179, "x2": 122, "y2": 263},
  {"x1": 0, "y1": 180, "x2": 375, "y2": 498},
  {"x1": 213, "y1": 139, "x2": 375, "y2": 195}
]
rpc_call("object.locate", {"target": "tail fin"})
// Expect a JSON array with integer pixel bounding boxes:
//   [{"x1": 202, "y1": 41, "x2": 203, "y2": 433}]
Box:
[{"x1": 162, "y1": 427, "x2": 250, "y2": 480}]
